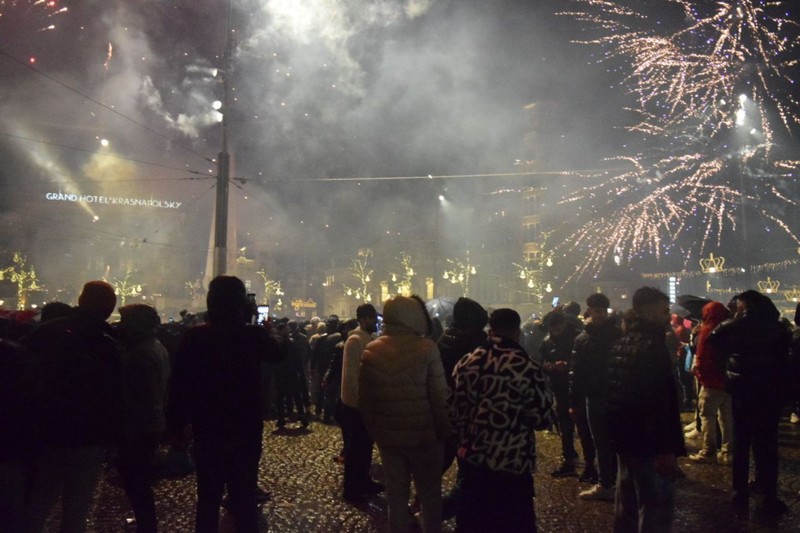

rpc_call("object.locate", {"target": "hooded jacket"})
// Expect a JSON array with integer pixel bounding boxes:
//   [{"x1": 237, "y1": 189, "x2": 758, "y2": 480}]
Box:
[
  {"x1": 710, "y1": 293, "x2": 792, "y2": 404},
  {"x1": 694, "y1": 301, "x2": 728, "y2": 391},
  {"x1": 358, "y1": 296, "x2": 451, "y2": 448}
]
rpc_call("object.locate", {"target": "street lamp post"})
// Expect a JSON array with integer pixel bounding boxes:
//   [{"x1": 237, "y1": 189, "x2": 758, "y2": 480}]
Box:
[{"x1": 213, "y1": 1, "x2": 234, "y2": 278}]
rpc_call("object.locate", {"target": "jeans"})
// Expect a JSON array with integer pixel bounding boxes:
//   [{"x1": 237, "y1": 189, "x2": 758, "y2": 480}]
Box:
[
  {"x1": 614, "y1": 455, "x2": 675, "y2": 533},
  {"x1": 25, "y1": 445, "x2": 105, "y2": 533},
  {"x1": 552, "y1": 381, "x2": 578, "y2": 461},
  {"x1": 341, "y1": 405, "x2": 375, "y2": 496},
  {"x1": 697, "y1": 387, "x2": 732, "y2": 456},
  {"x1": 378, "y1": 442, "x2": 443, "y2": 533},
  {"x1": 457, "y1": 460, "x2": 536, "y2": 533},
  {"x1": 586, "y1": 396, "x2": 616, "y2": 489}
]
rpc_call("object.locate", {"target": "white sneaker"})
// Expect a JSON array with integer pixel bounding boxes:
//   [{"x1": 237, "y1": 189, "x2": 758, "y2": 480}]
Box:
[
  {"x1": 716, "y1": 452, "x2": 733, "y2": 466},
  {"x1": 790, "y1": 413, "x2": 799, "y2": 424},
  {"x1": 684, "y1": 428, "x2": 702, "y2": 439},
  {"x1": 688, "y1": 452, "x2": 715, "y2": 464},
  {"x1": 579, "y1": 484, "x2": 615, "y2": 501}
]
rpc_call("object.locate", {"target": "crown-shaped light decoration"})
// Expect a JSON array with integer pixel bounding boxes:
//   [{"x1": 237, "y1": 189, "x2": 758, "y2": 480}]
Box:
[
  {"x1": 782, "y1": 287, "x2": 800, "y2": 302},
  {"x1": 757, "y1": 277, "x2": 780, "y2": 294},
  {"x1": 699, "y1": 253, "x2": 725, "y2": 274}
]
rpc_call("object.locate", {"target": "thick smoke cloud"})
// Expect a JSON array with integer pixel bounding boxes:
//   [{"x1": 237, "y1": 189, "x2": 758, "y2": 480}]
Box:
[{"x1": 0, "y1": 0, "x2": 617, "y2": 308}]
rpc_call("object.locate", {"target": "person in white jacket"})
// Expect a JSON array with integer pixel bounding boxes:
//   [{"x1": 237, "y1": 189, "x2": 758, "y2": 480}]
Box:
[
  {"x1": 340, "y1": 303, "x2": 383, "y2": 503},
  {"x1": 359, "y1": 295, "x2": 451, "y2": 533}
]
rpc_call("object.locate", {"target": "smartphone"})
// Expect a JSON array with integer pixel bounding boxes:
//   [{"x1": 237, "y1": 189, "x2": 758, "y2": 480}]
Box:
[
  {"x1": 256, "y1": 305, "x2": 270, "y2": 324},
  {"x1": 551, "y1": 296, "x2": 560, "y2": 308}
]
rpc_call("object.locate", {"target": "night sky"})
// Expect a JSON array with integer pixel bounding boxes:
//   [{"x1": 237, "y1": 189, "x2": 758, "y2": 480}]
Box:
[{"x1": 1, "y1": 0, "x2": 798, "y2": 308}]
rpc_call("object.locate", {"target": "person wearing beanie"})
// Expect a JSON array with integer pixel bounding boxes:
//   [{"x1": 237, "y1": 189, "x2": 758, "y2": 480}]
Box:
[
  {"x1": 22, "y1": 280, "x2": 122, "y2": 533},
  {"x1": 571, "y1": 293, "x2": 623, "y2": 501},
  {"x1": 439, "y1": 297, "x2": 488, "y2": 390},
  {"x1": 436, "y1": 297, "x2": 488, "y2": 520},
  {"x1": 116, "y1": 304, "x2": 170, "y2": 532},
  {"x1": 359, "y1": 295, "x2": 451, "y2": 533}
]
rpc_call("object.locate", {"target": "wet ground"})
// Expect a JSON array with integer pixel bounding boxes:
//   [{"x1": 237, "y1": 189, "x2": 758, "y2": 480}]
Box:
[{"x1": 49, "y1": 413, "x2": 800, "y2": 532}]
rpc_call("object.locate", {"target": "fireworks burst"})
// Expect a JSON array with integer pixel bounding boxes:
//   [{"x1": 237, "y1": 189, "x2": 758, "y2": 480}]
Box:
[
  {"x1": 555, "y1": 1, "x2": 800, "y2": 279},
  {"x1": 0, "y1": 0, "x2": 69, "y2": 33},
  {"x1": 563, "y1": 0, "x2": 800, "y2": 140}
]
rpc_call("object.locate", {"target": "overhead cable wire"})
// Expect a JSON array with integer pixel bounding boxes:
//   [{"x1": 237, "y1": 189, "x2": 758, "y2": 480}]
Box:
[
  {"x1": 0, "y1": 132, "x2": 214, "y2": 179},
  {"x1": 0, "y1": 47, "x2": 215, "y2": 165}
]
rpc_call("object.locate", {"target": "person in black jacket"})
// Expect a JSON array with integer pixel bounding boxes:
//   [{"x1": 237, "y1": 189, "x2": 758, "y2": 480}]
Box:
[
  {"x1": 438, "y1": 297, "x2": 488, "y2": 391},
  {"x1": 606, "y1": 287, "x2": 685, "y2": 533},
  {"x1": 709, "y1": 290, "x2": 792, "y2": 523},
  {"x1": 23, "y1": 281, "x2": 123, "y2": 533},
  {"x1": 541, "y1": 311, "x2": 592, "y2": 479},
  {"x1": 436, "y1": 297, "x2": 488, "y2": 520},
  {"x1": 0, "y1": 338, "x2": 43, "y2": 533},
  {"x1": 274, "y1": 320, "x2": 310, "y2": 429},
  {"x1": 166, "y1": 276, "x2": 284, "y2": 533},
  {"x1": 570, "y1": 293, "x2": 622, "y2": 501}
]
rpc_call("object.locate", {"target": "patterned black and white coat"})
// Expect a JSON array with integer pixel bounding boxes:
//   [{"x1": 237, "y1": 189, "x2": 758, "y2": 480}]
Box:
[{"x1": 450, "y1": 335, "x2": 555, "y2": 475}]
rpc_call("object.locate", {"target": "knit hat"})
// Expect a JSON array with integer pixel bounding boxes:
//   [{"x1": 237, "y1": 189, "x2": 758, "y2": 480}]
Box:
[
  {"x1": 382, "y1": 295, "x2": 428, "y2": 336},
  {"x1": 452, "y1": 297, "x2": 488, "y2": 331},
  {"x1": 77, "y1": 280, "x2": 117, "y2": 319},
  {"x1": 119, "y1": 304, "x2": 160, "y2": 334}
]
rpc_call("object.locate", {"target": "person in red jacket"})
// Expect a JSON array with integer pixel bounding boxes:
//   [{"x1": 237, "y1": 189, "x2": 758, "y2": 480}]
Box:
[{"x1": 689, "y1": 301, "x2": 733, "y2": 465}]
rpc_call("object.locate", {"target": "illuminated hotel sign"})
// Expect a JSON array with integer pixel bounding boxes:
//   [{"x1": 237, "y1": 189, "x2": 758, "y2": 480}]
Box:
[{"x1": 45, "y1": 192, "x2": 182, "y2": 209}]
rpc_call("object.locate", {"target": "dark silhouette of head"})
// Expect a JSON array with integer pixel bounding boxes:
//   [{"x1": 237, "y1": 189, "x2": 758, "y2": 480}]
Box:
[
  {"x1": 489, "y1": 308, "x2": 522, "y2": 340},
  {"x1": 452, "y1": 297, "x2": 488, "y2": 332},
  {"x1": 586, "y1": 293, "x2": 610, "y2": 310},
  {"x1": 206, "y1": 275, "x2": 251, "y2": 324},
  {"x1": 77, "y1": 281, "x2": 117, "y2": 320},
  {"x1": 119, "y1": 303, "x2": 160, "y2": 336}
]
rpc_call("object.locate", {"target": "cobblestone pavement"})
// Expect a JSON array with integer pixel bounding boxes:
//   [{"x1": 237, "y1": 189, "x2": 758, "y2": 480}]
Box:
[{"x1": 59, "y1": 413, "x2": 800, "y2": 532}]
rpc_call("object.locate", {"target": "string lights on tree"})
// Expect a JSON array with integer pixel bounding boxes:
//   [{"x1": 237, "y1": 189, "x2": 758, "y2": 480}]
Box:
[
  {"x1": 110, "y1": 265, "x2": 143, "y2": 307},
  {"x1": 442, "y1": 251, "x2": 478, "y2": 297},
  {"x1": 388, "y1": 251, "x2": 416, "y2": 297},
  {"x1": 0, "y1": 252, "x2": 44, "y2": 310},
  {"x1": 257, "y1": 268, "x2": 284, "y2": 310},
  {"x1": 344, "y1": 250, "x2": 374, "y2": 303}
]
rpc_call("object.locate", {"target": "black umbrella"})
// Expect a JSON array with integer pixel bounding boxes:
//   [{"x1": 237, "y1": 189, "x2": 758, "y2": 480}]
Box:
[
  {"x1": 672, "y1": 295, "x2": 712, "y2": 321},
  {"x1": 425, "y1": 297, "x2": 457, "y2": 326}
]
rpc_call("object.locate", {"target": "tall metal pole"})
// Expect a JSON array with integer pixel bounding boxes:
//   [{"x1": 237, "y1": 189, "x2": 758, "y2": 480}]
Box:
[{"x1": 213, "y1": 1, "x2": 233, "y2": 278}]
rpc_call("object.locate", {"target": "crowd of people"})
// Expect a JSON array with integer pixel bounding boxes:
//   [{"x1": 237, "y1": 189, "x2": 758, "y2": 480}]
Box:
[{"x1": 1, "y1": 276, "x2": 799, "y2": 532}]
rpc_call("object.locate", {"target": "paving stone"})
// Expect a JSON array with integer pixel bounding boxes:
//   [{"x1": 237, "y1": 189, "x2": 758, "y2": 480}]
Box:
[{"x1": 63, "y1": 414, "x2": 800, "y2": 531}]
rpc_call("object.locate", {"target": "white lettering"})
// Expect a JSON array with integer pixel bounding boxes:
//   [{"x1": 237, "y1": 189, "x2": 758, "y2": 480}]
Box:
[{"x1": 44, "y1": 192, "x2": 183, "y2": 210}]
